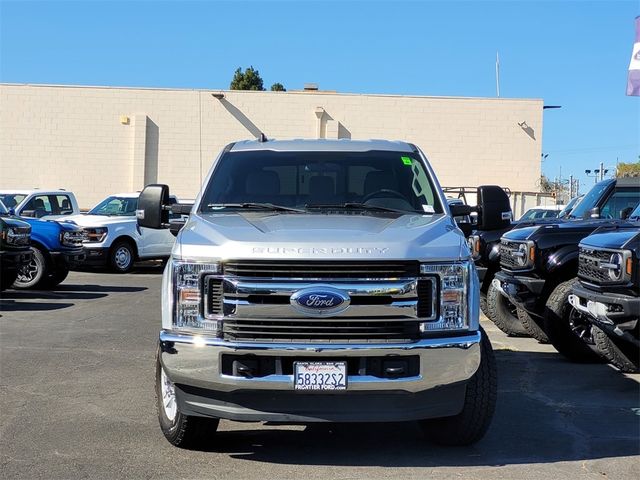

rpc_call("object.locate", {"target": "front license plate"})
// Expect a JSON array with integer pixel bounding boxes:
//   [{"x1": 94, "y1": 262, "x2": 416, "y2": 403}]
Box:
[{"x1": 294, "y1": 362, "x2": 347, "y2": 391}]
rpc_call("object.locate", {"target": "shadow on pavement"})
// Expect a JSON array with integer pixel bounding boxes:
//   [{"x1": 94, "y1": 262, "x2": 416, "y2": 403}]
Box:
[
  {"x1": 0, "y1": 299, "x2": 74, "y2": 312},
  {"x1": 192, "y1": 350, "x2": 640, "y2": 467}
]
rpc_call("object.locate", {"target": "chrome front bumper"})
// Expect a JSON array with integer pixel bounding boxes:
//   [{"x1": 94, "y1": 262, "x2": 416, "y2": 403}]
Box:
[
  {"x1": 159, "y1": 330, "x2": 481, "y2": 393},
  {"x1": 159, "y1": 330, "x2": 481, "y2": 422}
]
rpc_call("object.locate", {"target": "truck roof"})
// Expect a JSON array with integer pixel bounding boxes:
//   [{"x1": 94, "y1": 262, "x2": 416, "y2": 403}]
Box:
[
  {"x1": 0, "y1": 189, "x2": 71, "y2": 195},
  {"x1": 229, "y1": 138, "x2": 416, "y2": 153}
]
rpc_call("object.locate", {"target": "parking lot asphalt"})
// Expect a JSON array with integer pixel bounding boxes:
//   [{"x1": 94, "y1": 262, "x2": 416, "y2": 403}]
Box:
[{"x1": 1, "y1": 267, "x2": 639, "y2": 480}]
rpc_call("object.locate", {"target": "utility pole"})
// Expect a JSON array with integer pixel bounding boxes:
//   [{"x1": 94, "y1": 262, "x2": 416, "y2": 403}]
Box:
[
  {"x1": 599, "y1": 161, "x2": 605, "y2": 181},
  {"x1": 495, "y1": 52, "x2": 500, "y2": 97},
  {"x1": 569, "y1": 174, "x2": 574, "y2": 198}
]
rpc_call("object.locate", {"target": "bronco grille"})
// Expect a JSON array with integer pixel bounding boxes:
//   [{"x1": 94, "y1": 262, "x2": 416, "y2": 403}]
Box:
[
  {"x1": 578, "y1": 247, "x2": 614, "y2": 284},
  {"x1": 499, "y1": 240, "x2": 523, "y2": 270},
  {"x1": 222, "y1": 260, "x2": 420, "y2": 278}
]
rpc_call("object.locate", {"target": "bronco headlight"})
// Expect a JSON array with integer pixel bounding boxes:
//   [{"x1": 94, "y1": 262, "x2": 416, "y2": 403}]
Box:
[
  {"x1": 60, "y1": 230, "x2": 83, "y2": 247},
  {"x1": 84, "y1": 227, "x2": 108, "y2": 243},
  {"x1": 6, "y1": 228, "x2": 30, "y2": 246},
  {"x1": 420, "y1": 260, "x2": 475, "y2": 332},
  {"x1": 172, "y1": 259, "x2": 221, "y2": 333},
  {"x1": 601, "y1": 250, "x2": 633, "y2": 283},
  {"x1": 515, "y1": 241, "x2": 535, "y2": 268}
]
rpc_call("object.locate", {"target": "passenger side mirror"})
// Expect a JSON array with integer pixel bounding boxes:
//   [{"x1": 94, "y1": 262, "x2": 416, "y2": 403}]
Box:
[
  {"x1": 21, "y1": 210, "x2": 35, "y2": 218},
  {"x1": 476, "y1": 185, "x2": 512, "y2": 230},
  {"x1": 449, "y1": 204, "x2": 472, "y2": 218},
  {"x1": 168, "y1": 203, "x2": 193, "y2": 237},
  {"x1": 621, "y1": 207, "x2": 633, "y2": 220},
  {"x1": 589, "y1": 207, "x2": 600, "y2": 219},
  {"x1": 137, "y1": 184, "x2": 171, "y2": 229}
]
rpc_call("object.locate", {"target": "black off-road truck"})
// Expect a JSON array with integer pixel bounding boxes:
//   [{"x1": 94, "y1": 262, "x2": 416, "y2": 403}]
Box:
[
  {"x1": 568, "y1": 205, "x2": 639, "y2": 372},
  {"x1": 494, "y1": 177, "x2": 640, "y2": 361},
  {"x1": 0, "y1": 201, "x2": 33, "y2": 291}
]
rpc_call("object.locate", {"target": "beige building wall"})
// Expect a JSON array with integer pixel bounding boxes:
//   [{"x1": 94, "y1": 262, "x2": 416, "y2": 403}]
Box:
[{"x1": 0, "y1": 84, "x2": 543, "y2": 209}]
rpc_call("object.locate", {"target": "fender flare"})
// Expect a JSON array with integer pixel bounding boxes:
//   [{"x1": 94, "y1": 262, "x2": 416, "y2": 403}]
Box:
[{"x1": 545, "y1": 245, "x2": 578, "y2": 274}]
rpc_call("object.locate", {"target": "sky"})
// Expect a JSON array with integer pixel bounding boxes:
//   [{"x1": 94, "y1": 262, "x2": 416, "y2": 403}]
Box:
[{"x1": 1, "y1": 0, "x2": 638, "y2": 193}]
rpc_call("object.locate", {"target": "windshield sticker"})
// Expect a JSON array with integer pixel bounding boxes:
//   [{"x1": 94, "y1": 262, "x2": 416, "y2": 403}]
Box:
[
  {"x1": 401, "y1": 156, "x2": 413, "y2": 166},
  {"x1": 422, "y1": 205, "x2": 435, "y2": 213}
]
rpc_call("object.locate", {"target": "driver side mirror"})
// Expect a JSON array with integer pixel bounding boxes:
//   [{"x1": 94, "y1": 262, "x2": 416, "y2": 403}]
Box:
[
  {"x1": 589, "y1": 207, "x2": 600, "y2": 219},
  {"x1": 476, "y1": 185, "x2": 512, "y2": 231},
  {"x1": 621, "y1": 207, "x2": 633, "y2": 220},
  {"x1": 137, "y1": 184, "x2": 171, "y2": 229}
]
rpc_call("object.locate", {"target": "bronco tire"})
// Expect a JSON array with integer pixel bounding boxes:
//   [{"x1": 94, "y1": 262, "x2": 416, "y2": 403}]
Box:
[
  {"x1": 544, "y1": 279, "x2": 603, "y2": 363},
  {"x1": 13, "y1": 247, "x2": 48, "y2": 289},
  {"x1": 486, "y1": 282, "x2": 528, "y2": 337},
  {"x1": 156, "y1": 350, "x2": 219, "y2": 448},
  {"x1": 420, "y1": 326, "x2": 497, "y2": 446},
  {"x1": 518, "y1": 308, "x2": 549, "y2": 343},
  {"x1": 593, "y1": 326, "x2": 639, "y2": 373}
]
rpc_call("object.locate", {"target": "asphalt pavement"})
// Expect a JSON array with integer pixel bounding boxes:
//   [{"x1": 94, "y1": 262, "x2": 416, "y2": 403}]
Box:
[{"x1": 1, "y1": 267, "x2": 639, "y2": 479}]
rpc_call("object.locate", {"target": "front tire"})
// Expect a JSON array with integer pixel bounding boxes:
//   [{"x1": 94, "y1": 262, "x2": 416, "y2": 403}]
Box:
[
  {"x1": 156, "y1": 350, "x2": 219, "y2": 448},
  {"x1": 43, "y1": 266, "x2": 69, "y2": 288},
  {"x1": 109, "y1": 240, "x2": 135, "y2": 273},
  {"x1": 13, "y1": 247, "x2": 48, "y2": 289},
  {"x1": 486, "y1": 282, "x2": 528, "y2": 337},
  {"x1": 593, "y1": 326, "x2": 639, "y2": 373},
  {"x1": 544, "y1": 279, "x2": 603, "y2": 363},
  {"x1": 420, "y1": 326, "x2": 497, "y2": 446},
  {"x1": 518, "y1": 308, "x2": 549, "y2": 343}
]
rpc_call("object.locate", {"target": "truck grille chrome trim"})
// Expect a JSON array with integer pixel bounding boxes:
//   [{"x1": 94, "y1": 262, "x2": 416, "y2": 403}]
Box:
[
  {"x1": 203, "y1": 260, "x2": 437, "y2": 342},
  {"x1": 578, "y1": 247, "x2": 632, "y2": 285}
]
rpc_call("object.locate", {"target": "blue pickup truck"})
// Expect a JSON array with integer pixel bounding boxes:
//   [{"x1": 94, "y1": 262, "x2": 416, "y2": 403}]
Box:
[{"x1": 13, "y1": 217, "x2": 86, "y2": 289}]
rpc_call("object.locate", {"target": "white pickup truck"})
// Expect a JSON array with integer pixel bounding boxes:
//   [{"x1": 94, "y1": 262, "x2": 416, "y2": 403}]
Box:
[
  {"x1": 66, "y1": 192, "x2": 180, "y2": 272},
  {"x1": 0, "y1": 189, "x2": 80, "y2": 219}
]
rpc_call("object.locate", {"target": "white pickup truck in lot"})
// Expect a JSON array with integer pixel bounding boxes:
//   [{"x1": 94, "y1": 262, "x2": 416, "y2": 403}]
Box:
[
  {"x1": 136, "y1": 139, "x2": 512, "y2": 448},
  {"x1": 0, "y1": 189, "x2": 80, "y2": 219},
  {"x1": 65, "y1": 192, "x2": 179, "y2": 272}
]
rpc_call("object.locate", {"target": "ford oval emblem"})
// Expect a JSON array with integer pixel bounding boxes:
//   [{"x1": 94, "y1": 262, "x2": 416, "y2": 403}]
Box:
[{"x1": 290, "y1": 286, "x2": 351, "y2": 317}]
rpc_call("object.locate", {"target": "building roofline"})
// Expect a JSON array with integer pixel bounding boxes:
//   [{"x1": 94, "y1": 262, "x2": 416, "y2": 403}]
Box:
[{"x1": 0, "y1": 82, "x2": 544, "y2": 103}]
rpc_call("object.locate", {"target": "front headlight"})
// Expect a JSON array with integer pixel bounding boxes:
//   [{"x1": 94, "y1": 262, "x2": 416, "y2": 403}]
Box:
[
  {"x1": 514, "y1": 240, "x2": 535, "y2": 268},
  {"x1": 601, "y1": 250, "x2": 633, "y2": 283},
  {"x1": 84, "y1": 227, "x2": 108, "y2": 243},
  {"x1": 467, "y1": 235, "x2": 481, "y2": 260},
  {"x1": 420, "y1": 260, "x2": 476, "y2": 332},
  {"x1": 60, "y1": 230, "x2": 84, "y2": 247},
  {"x1": 172, "y1": 259, "x2": 221, "y2": 333},
  {"x1": 6, "y1": 227, "x2": 30, "y2": 246}
]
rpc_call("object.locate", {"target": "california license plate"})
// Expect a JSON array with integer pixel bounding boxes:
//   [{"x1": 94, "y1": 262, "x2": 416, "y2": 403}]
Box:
[{"x1": 294, "y1": 362, "x2": 347, "y2": 391}]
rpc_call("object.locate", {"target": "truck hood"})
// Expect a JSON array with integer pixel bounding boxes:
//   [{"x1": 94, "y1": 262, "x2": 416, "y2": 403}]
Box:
[
  {"x1": 176, "y1": 212, "x2": 468, "y2": 261},
  {"x1": 63, "y1": 214, "x2": 134, "y2": 227},
  {"x1": 581, "y1": 227, "x2": 640, "y2": 251}
]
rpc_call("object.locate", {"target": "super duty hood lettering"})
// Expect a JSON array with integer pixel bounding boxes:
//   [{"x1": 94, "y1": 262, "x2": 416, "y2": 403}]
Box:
[{"x1": 252, "y1": 247, "x2": 390, "y2": 255}]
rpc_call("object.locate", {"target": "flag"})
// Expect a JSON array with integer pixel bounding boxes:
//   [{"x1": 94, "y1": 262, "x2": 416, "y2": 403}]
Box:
[{"x1": 627, "y1": 16, "x2": 640, "y2": 96}]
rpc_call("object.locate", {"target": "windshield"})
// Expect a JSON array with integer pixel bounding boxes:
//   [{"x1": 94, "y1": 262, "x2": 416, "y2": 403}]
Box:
[
  {"x1": 558, "y1": 195, "x2": 583, "y2": 218},
  {"x1": 89, "y1": 196, "x2": 138, "y2": 216},
  {"x1": 0, "y1": 194, "x2": 26, "y2": 210},
  {"x1": 519, "y1": 209, "x2": 558, "y2": 221},
  {"x1": 629, "y1": 203, "x2": 640, "y2": 220},
  {"x1": 200, "y1": 150, "x2": 443, "y2": 214},
  {"x1": 569, "y1": 181, "x2": 612, "y2": 219}
]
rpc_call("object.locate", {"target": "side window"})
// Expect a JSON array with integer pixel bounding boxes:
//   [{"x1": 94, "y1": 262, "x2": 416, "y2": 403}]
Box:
[
  {"x1": 54, "y1": 195, "x2": 73, "y2": 215},
  {"x1": 23, "y1": 195, "x2": 53, "y2": 217},
  {"x1": 600, "y1": 190, "x2": 640, "y2": 219}
]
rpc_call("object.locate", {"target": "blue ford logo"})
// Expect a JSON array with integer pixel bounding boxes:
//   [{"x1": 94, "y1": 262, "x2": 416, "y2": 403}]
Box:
[{"x1": 290, "y1": 286, "x2": 351, "y2": 317}]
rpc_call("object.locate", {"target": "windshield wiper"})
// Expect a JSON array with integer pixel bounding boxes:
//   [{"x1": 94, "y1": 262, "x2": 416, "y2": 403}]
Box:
[
  {"x1": 205, "y1": 203, "x2": 304, "y2": 213},
  {"x1": 305, "y1": 203, "x2": 420, "y2": 214}
]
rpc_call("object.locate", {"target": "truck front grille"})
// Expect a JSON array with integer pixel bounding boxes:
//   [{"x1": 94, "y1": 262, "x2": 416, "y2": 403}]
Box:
[
  {"x1": 578, "y1": 247, "x2": 614, "y2": 284},
  {"x1": 222, "y1": 318, "x2": 422, "y2": 343},
  {"x1": 499, "y1": 240, "x2": 523, "y2": 270},
  {"x1": 206, "y1": 260, "x2": 437, "y2": 343},
  {"x1": 222, "y1": 260, "x2": 420, "y2": 278}
]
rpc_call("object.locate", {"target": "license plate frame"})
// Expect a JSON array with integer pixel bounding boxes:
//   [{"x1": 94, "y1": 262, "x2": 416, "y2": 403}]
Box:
[{"x1": 293, "y1": 361, "x2": 347, "y2": 391}]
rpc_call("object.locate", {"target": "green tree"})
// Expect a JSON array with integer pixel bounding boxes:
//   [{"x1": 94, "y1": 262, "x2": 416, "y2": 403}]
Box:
[
  {"x1": 616, "y1": 161, "x2": 640, "y2": 177},
  {"x1": 270, "y1": 82, "x2": 286, "y2": 92},
  {"x1": 230, "y1": 66, "x2": 265, "y2": 91}
]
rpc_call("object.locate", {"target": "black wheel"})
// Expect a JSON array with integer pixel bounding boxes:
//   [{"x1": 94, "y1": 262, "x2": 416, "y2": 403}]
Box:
[
  {"x1": 593, "y1": 326, "x2": 639, "y2": 373},
  {"x1": 480, "y1": 292, "x2": 489, "y2": 318},
  {"x1": 109, "y1": 240, "x2": 135, "y2": 273},
  {"x1": 518, "y1": 308, "x2": 549, "y2": 343},
  {"x1": 544, "y1": 279, "x2": 603, "y2": 363},
  {"x1": 13, "y1": 247, "x2": 49, "y2": 289},
  {"x1": 43, "y1": 266, "x2": 69, "y2": 288},
  {"x1": 420, "y1": 326, "x2": 497, "y2": 446},
  {"x1": 486, "y1": 282, "x2": 528, "y2": 337},
  {"x1": 155, "y1": 350, "x2": 219, "y2": 448}
]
